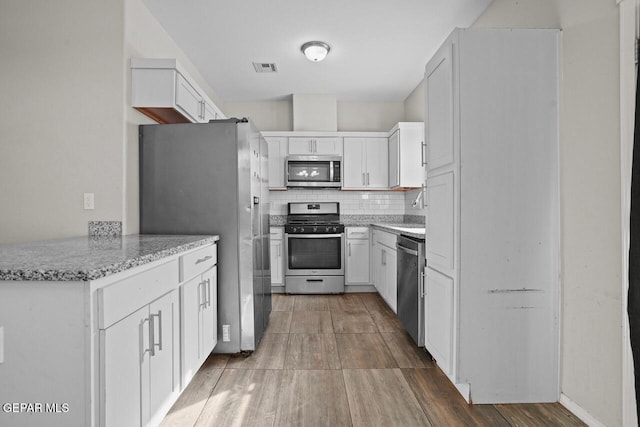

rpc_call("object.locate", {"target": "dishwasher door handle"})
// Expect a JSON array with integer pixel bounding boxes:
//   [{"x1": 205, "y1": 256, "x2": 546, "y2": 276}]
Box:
[{"x1": 396, "y1": 243, "x2": 419, "y2": 256}]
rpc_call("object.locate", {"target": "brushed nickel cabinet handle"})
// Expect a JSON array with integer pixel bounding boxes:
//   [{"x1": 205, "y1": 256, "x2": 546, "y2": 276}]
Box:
[{"x1": 196, "y1": 255, "x2": 213, "y2": 264}]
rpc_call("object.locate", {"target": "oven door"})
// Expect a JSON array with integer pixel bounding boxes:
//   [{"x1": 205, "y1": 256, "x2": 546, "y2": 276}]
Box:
[{"x1": 285, "y1": 233, "x2": 344, "y2": 276}]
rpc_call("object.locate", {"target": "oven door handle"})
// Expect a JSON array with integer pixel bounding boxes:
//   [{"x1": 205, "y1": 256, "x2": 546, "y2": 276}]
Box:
[{"x1": 285, "y1": 234, "x2": 344, "y2": 239}]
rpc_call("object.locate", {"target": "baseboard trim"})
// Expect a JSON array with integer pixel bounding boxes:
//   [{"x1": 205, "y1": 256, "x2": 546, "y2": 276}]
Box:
[
  {"x1": 559, "y1": 393, "x2": 606, "y2": 427},
  {"x1": 345, "y1": 284, "x2": 376, "y2": 293}
]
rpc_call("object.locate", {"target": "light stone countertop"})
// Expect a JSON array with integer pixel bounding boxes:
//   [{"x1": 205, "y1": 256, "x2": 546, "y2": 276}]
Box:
[
  {"x1": 370, "y1": 223, "x2": 425, "y2": 240},
  {"x1": 0, "y1": 234, "x2": 219, "y2": 282}
]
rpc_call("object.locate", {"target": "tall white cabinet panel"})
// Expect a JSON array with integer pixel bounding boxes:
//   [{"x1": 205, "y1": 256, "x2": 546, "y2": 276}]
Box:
[
  {"x1": 265, "y1": 137, "x2": 288, "y2": 189},
  {"x1": 425, "y1": 267, "x2": 453, "y2": 376},
  {"x1": 426, "y1": 172, "x2": 455, "y2": 276},
  {"x1": 425, "y1": 43, "x2": 455, "y2": 172},
  {"x1": 424, "y1": 28, "x2": 559, "y2": 404}
]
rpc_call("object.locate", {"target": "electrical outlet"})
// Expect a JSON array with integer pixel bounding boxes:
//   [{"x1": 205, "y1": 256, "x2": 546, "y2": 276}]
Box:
[
  {"x1": 83, "y1": 193, "x2": 95, "y2": 210},
  {"x1": 222, "y1": 324, "x2": 230, "y2": 342}
]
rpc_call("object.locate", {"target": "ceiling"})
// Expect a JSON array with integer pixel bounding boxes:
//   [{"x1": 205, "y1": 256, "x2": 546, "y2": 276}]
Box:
[{"x1": 143, "y1": 0, "x2": 493, "y2": 102}]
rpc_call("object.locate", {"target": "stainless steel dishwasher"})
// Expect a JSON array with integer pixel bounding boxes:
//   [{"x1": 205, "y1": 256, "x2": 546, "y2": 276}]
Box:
[{"x1": 396, "y1": 234, "x2": 425, "y2": 346}]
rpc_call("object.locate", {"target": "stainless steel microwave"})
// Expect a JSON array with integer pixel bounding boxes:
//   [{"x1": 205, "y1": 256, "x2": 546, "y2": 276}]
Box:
[{"x1": 286, "y1": 155, "x2": 342, "y2": 188}]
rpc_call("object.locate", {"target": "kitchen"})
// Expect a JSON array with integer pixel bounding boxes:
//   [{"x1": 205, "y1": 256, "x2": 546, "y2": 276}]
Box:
[{"x1": 0, "y1": 0, "x2": 632, "y2": 426}]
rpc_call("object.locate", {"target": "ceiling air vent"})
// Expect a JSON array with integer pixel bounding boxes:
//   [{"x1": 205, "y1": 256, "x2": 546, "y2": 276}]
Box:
[{"x1": 253, "y1": 62, "x2": 278, "y2": 73}]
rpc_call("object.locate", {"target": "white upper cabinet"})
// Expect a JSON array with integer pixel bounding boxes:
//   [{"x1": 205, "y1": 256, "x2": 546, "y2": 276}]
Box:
[
  {"x1": 131, "y1": 58, "x2": 225, "y2": 124},
  {"x1": 425, "y1": 44, "x2": 455, "y2": 172},
  {"x1": 288, "y1": 137, "x2": 343, "y2": 155},
  {"x1": 265, "y1": 136, "x2": 288, "y2": 189},
  {"x1": 343, "y1": 137, "x2": 388, "y2": 190},
  {"x1": 388, "y1": 122, "x2": 425, "y2": 189}
]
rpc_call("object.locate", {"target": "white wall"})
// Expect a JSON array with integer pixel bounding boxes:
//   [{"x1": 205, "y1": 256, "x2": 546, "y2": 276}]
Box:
[
  {"x1": 123, "y1": 0, "x2": 226, "y2": 234},
  {"x1": 469, "y1": 1, "x2": 623, "y2": 425},
  {"x1": 0, "y1": 0, "x2": 225, "y2": 243},
  {"x1": 225, "y1": 99, "x2": 293, "y2": 131},
  {"x1": 0, "y1": 0, "x2": 125, "y2": 244},
  {"x1": 226, "y1": 98, "x2": 406, "y2": 132},
  {"x1": 337, "y1": 101, "x2": 405, "y2": 132},
  {"x1": 403, "y1": 81, "x2": 425, "y2": 123}
]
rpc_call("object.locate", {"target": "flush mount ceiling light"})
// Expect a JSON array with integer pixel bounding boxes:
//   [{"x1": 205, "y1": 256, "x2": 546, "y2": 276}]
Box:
[{"x1": 301, "y1": 41, "x2": 330, "y2": 62}]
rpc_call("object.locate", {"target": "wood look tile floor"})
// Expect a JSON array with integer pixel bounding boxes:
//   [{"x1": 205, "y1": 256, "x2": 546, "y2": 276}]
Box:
[{"x1": 161, "y1": 293, "x2": 585, "y2": 427}]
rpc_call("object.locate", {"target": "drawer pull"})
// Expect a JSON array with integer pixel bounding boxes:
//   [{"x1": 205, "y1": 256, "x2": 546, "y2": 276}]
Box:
[{"x1": 195, "y1": 255, "x2": 213, "y2": 265}]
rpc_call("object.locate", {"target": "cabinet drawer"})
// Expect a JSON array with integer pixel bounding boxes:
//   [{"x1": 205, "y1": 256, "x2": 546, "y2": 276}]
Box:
[
  {"x1": 98, "y1": 259, "x2": 179, "y2": 329},
  {"x1": 180, "y1": 244, "x2": 217, "y2": 282},
  {"x1": 270, "y1": 227, "x2": 284, "y2": 240},
  {"x1": 373, "y1": 229, "x2": 397, "y2": 249},
  {"x1": 346, "y1": 227, "x2": 370, "y2": 240}
]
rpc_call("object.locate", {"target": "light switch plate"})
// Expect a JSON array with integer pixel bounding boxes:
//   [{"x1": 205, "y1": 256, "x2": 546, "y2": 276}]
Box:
[
  {"x1": 83, "y1": 193, "x2": 95, "y2": 210},
  {"x1": 222, "y1": 324, "x2": 230, "y2": 342}
]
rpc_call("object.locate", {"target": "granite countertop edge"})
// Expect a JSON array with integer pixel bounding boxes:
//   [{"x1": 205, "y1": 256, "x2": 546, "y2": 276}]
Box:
[
  {"x1": 0, "y1": 234, "x2": 219, "y2": 282},
  {"x1": 370, "y1": 223, "x2": 426, "y2": 239}
]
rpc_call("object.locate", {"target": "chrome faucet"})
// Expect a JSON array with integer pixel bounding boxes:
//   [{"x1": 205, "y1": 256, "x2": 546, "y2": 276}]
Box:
[{"x1": 412, "y1": 184, "x2": 425, "y2": 208}]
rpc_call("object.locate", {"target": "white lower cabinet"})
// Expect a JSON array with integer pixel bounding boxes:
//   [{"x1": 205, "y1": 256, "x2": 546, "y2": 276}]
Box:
[
  {"x1": 98, "y1": 242, "x2": 218, "y2": 427},
  {"x1": 372, "y1": 229, "x2": 397, "y2": 313},
  {"x1": 424, "y1": 267, "x2": 454, "y2": 376},
  {"x1": 100, "y1": 289, "x2": 179, "y2": 427},
  {"x1": 180, "y1": 266, "x2": 218, "y2": 386},
  {"x1": 269, "y1": 228, "x2": 284, "y2": 287},
  {"x1": 346, "y1": 227, "x2": 370, "y2": 284}
]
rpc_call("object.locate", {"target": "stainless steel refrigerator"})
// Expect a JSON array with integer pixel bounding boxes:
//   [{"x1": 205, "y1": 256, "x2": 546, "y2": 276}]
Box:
[{"x1": 139, "y1": 118, "x2": 271, "y2": 353}]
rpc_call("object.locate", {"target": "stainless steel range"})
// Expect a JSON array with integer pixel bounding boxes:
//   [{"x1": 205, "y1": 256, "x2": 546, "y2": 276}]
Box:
[{"x1": 284, "y1": 202, "x2": 345, "y2": 294}]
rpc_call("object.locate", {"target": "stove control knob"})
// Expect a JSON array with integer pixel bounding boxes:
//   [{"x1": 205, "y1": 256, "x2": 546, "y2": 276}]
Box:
[
  {"x1": 313, "y1": 226, "x2": 317, "y2": 232},
  {"x1": 333, "y1": 227, "x2": 338, "y2": 232}
]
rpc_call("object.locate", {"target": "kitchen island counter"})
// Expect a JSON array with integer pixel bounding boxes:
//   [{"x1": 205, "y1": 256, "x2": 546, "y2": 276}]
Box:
[{"x1": 0, "y1": 234, "x2": 219, "y2": 281}]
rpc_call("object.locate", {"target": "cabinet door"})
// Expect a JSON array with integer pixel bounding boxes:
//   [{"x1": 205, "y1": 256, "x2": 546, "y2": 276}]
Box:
[
  {"x1": 426, "y1": 172, "x2": 455, "y2": 275},
  {"x1": 343, "y1": 138, "x2": 366, "y2": 189},
  {"x1": 388, "y1": 130, "x2": 400, "y2": 188},
  {"x1": 365, "y1": 137, "x2": 389, "y2": 189},
  {"x1": 265, "y1": 137, "x2": 287, "y2": 189},
  {"x1": 148, "y1": 291, "x2": 179, "y2": 425},
  {"x1": 425, "y1": 267, "x2": 454, "y2": 376},
  {"x1": 203, "y1": 99, "x2": 219, "y2": 122},
  {"x1": 288, "y1": 137, "x2": 314, "y2": 154},
  {"x1": 314, "y1": 137, "x2": 342, "y2": 155},
  {"x1": 425, "y1": 43, "x2": 455, "y2": 171},
  {"x1": 101, "y1": 306, "x2": 148, "y2": 427},
  {"x1": 386, "y1": 248, "x2": 398, "y2": 313},
  {"x1": 201, "y1": 267, "x2": 218, "y2": 359},
  {"x1": 374, "y1": 244, "x2": 387, "y2": 301},
  {"x1": 346, "y1": 239, "x2": 371, "y2": 284},
  {"x1": 180, "y1": 276, "x2": 201, "y2": 386},
  {"x1": 270, "y1": 239, "x2": 283, "y2": 285},
  {"x1": 175, "y1": 74, "x2": 203, "y2": 123}
]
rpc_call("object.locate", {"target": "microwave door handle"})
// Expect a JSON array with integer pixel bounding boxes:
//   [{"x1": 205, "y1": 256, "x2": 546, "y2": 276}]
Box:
[{"x1": 330, "y1": 161, "x2": 334, "y2": 182}]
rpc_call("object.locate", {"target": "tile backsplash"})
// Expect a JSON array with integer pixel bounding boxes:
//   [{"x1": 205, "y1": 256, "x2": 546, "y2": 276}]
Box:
[{"x1": 269, "y1": 189, "x2": 408, "y2": 215}]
